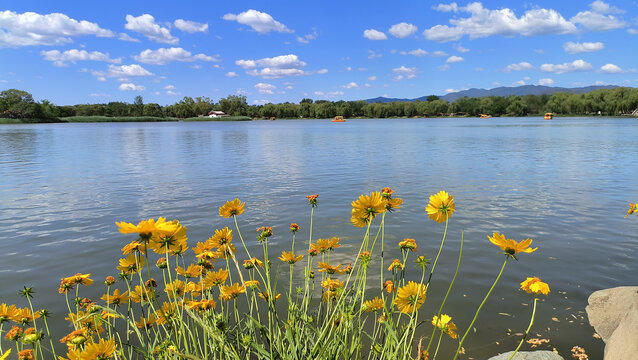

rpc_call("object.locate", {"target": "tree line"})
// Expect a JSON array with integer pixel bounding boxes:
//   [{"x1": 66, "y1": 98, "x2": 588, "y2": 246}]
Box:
[{"x1": 2, "y1": 87, "x2": 637, "y2": 121}]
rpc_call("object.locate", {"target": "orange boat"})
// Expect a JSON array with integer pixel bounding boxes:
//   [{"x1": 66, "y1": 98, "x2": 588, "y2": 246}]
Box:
[
  {"x1": 544, "y1": 113, "x2": 553, "y2": 120},
  {"x1": 332, "y1": 116, "x2": 346, "y2": 122},
  {"x1": 480, "y1": 114, "x2": 491, "y2": 119}
]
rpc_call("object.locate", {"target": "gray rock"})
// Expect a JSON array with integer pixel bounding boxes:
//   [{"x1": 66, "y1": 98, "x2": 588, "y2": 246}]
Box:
[
  {"x1": 488, "y1": 350, "x2": 564, "y2": 360},
  {"x1": 586, "y1": 286, "x2": 638, "y2": 359}
]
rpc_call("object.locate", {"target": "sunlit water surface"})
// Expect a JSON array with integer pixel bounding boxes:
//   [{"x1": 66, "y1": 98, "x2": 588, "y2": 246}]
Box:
[{"x1": 1, "y1": 117, "x2": 637, "y2": 358}]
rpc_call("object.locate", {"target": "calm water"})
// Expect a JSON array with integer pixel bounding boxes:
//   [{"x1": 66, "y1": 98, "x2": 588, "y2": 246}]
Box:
[{"x1": 1, "y1": 117, "x2": 637, "y2": 358}]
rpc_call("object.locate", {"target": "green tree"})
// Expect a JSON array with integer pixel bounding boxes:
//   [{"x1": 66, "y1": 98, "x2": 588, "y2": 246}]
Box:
[{"x1": 219, "y1": 95, "x2": 248, "y2": 116}]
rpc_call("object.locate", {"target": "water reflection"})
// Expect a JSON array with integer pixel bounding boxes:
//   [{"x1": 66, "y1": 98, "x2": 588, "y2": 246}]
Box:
[{"x1": 0, "y1": 118, "x2": 637, "y2": 358}]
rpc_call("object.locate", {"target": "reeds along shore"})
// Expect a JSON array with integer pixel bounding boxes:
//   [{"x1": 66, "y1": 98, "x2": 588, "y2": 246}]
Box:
[{"x1": 0, "y1": 188, "x2": 565, "y2": 360}]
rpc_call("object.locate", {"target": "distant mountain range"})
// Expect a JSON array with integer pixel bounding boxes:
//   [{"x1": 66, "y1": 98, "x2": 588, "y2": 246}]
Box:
[{"x1": 365, "y1": 85, "x2": 619, "y2": 103}]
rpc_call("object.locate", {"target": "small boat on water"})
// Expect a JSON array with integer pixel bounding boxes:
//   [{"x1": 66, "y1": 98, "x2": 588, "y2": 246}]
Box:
[
  {"x1": 544, "y1": 113, "x2": 553, "y2": 120},
  {"x1": 480, "y1": 114, "x2": 491, "y2": 119},
  {"x1": 332, "y1": 116, "x2": 346, "y2": 122}
]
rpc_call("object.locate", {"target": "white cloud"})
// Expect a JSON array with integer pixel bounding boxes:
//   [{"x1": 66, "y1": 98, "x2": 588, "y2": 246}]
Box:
[
  {"x1": 367, "y1": 50, "x2": 383, "y2": 59},
  {"x1": 222, "y1": 9, "x2": 293, "y2": 34},
  {"x1": 392, "y1": 66, "x2": 417, "y2": 80},
  {"x1": 364, "y1": 83, "x2": 371, "y2": 88},
  {"x1": 0, "y1": 10, "x2": 114, "y2": 47},
  {"x1": 540, "y1": 59, "x2": 593, "y2": 74},
  {"x1": 134, "y1": 47, "x2": 220, "y2": 65},
  {"x1": 589, "y1": 1, "x2": 624, "y2": 14},
  {"x1": 253, "y1": 99, "x2": 269, "y2": 105},
  {"x1": 368, "y1": 75, "x2": 377, "y2": 81},
  {"x1": 444, "y1": 88, "x2": 459, "y2": 93},
  {"x1": 475, "y1": 67, "x2": 484, "y2": 72},
  {"x1": 388, "y1": 22, "x2": 417, "y2": 38},
  {"x1": 119, "y1": 83, "x2": 146, "y2": 91},
  {"x1": 570, "y1": 1, "x2": 627, "y2": 31},
  {"x1": 453, "y1": 43, "x2": 470, "y2": 53},
  {"x1": 225, "y1": 71, "x2": 238, "y2": 78},
  {"x1": 628, "y1": 29, "x2": 638, "y2": 35},
  {"x1": 600, "y1": 63, "x2": 622, "y2": 73},
  {"x1": 446, "y1": 55, "x2": 464, "y2": 63},
  {"x1": 363, "y1": 29, "x2": 387, "y2": 40},
  {"x1": 346, "y1": 66, "x2": 352, "y2": 71},
  {"x1": 342, "y1": 82, "x2": 359, "y2": 89},
  {"x1": 400, "y1": 48, "x2": 428, "y2": 57},
  {"x1": 563, "y1": 41, "x2": 604, "y2": 54},
  {"x1": 166, "y1": 90, "x2": 178, "y2": 96},
  {"x1": 433, "y1": 3, "x2": 459, "y2": 12},
  {"x1": 296, "y1": 30, "x2": 318, "y2": 44},
  {"x1": 513, "y1": 80, "x2": 526, "y2": 86},
  {"x1": 174, "y1": 19, "x2": 208, "y2": 33},
  {"x1": 118, "y1": 33, "x2": 139, "y2": 42},
  {"x1": 41, "y1": 49, "x2": 121, "y2": 67},
  {"x1": 438, "y1": 64, "x2": 451, "y2": 71},
  {"x1": 313, "y1": 91, "x2": 344, "y2": 98},
  {"x1": 235, "y1": 54, "x2": 320, "y2": 79},
  {"x1": 255, "y1": 82, "x2": 276, "y2": 94},
  {"x1": 88, "y1": 93, "x2": 110, "y2": 97},
  {"x1": 431, "y1": 50, "x2": 448, "y2": 57},
  {"x1": 87, "y1": 64, "x2": 154, "y2": 81},
  {"x1": 164, "y1": 85, "x2": 176, "y2": 90},
  {"x1": 423, "y1": 3, "x2": 577, "y2": 42},
  {"x1": 538, "y1": 78, "x2": 554, "y2": 85},
  {"x1": 125, "y1": 14, "x2": 178, "y2": 44},
  {"x1": 504, "y1": 61, "x2": 534, "y2": 72}
]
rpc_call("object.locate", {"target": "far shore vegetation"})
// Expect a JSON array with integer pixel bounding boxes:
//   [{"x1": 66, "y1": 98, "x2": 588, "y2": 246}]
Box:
[{"x1": 1, "y1": 87, "x2": 637, "y2": 124}]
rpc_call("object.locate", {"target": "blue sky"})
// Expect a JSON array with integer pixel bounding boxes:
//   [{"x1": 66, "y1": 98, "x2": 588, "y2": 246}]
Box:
[{"x1": 1, "y1": 1, "x2": 637, "y2": 105}]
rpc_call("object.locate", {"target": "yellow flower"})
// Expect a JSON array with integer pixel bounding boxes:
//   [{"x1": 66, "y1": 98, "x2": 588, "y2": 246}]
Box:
[
  {"x1": 351, "y1": 192, "x2": 386, "y2": 226},
  {"x1": 313, "y1": 237, "x2": 341, "y2": 252},
  {"x1": 258, "y1": 292, "x2": 282, "y2": 302},
  {"x1": 157, "y1": 302, "x2": 177, "y2": 324},
  {"x1": 322, "y1": 290, "x2": 340, "y2": 303},
  {"x1": 318, "y1": 262, "x2": 345, "y2": 275},
  {"x1": 165, "y1": 279, "x2": 186, "y2": 298},
  {"x1": 383, "y1": 280, "x2": 395, "y2": 293},
  {"x1": 12, "y1": 307, "x2": 40, "y2": 325},
  {"x1": 202, "y1": 269, "x2": 229, "y2": 289},
  {"x1": 193, "y1": 241, "x2": 214, "y2": 258},
  {"x1": 101, "y1": 289, "x2": 129, "y2": 306},
  {"x1": 432, "y1": 314, "x2": 458, "y2": 339},
  {"x1": 321, "y1": 278, "x2": 344, "y2": 291},
  {"x1": 219, "y1": 283, "x2": 246, "y2": 301},
  {"x1": 0, "y1": 303, "x2": 18, "y2": 324},
  {"x1": 388, "y1": 259, "x2": 404, "y2": 272},
  {"x1": 176, "y1": 264, "x2": 204, "y2": 278},
  {"x1": 135, "y1": 315, "x2": 157, "y2": 329},
  {"x1": 219, "y1": 198, "x2": 245, "y2": 218},
  {"x1": 186, "y1": 299, "x2": 217, "y2": 312},
  {"x1": 520, "y1": 277, "x2": 550, "y2": 295},
  {"x1": 117, "y1": 254, "x2": 145, "y2": 275},
  {"x1": 363, "y1": 297, "x2": 384, "y2": 312},
  {"x1": 0, "y1": 349, "x2": 10, "y2": 360},
  {"x1": 148, "y1": 221, "x2": 188, "y2": 255},
  {"x1": 83, "y1": 338, "x2": 117, "y2": 360},
  {"x1": 306, "y1": 194, "x2": 319, "y2": 206},
  {"x1": 214, "y1": 243, "x2": 236, "y2": 259},
  {"x1": 116, "y1": 217, "x2": 177, "y2": 238},
  {"x1": 394, "y1": 281, "x2": 427, "y2": 314},
  {"x1": 626, "y1": 203, "x2": 637, "y2": 218},
  {"x1": 207, "y1": 227, "x2": 233, "y2": 247},
  {"x1": 488, "y1": 233, "x2": 538, "y2": 256},
  {"x1": 121, "y1": 240, "x2": 146, "y2": 255},
  {"x1": 17, "y1": 349, "x2": 34, "y2": 360},
  {"x1": 59, "y1": 328, "x2": 88, "y2": 345},
  {"x1": 61, "y1": 273, "x2": 93, "y2": 286},
  {"x1": 425, "y1": 191, "x2": 455, "y2": 223},
  {"x1": 398, "y1": 238, "x2": 417, "y2": 252},
  {"x1": 244, "y1": 280, "x2": 260, "y2": 289},
  {"x1": 243, "y1": 257, "x2": 264, "y2": 269},
  {"x1": 129, "y1": 285, "x2": 154, "y2": 303},
  {"x1": 290, "y1": 223, "x2": 300, "y2": 232},
  {"x1": 279, "y1": 251, "x2": 304, "y2": 264},
  {"x1": 381, "y1": 187, "x2": 403, "y2": 212}
]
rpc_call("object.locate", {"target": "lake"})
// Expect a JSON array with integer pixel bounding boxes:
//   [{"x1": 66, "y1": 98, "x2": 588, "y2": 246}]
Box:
[{"x1": 1, "y1": 117, "x2": 637, "y2": 358}]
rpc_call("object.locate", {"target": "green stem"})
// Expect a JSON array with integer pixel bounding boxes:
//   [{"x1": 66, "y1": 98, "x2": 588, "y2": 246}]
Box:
[
  {"x1": 453, "y1": 256, "x2": 509, "y2": 360},
  {"x1": 507, "y1": 297, "x2": 538, "y2": 360},
  {"x1": 425, "y1": 230, "x2": 464, "y2": 355}
]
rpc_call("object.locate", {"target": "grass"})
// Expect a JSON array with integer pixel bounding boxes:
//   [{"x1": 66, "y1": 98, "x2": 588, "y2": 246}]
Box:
[{"x1": 61, "y1": 116, "x2": 176, "y2": 123}]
